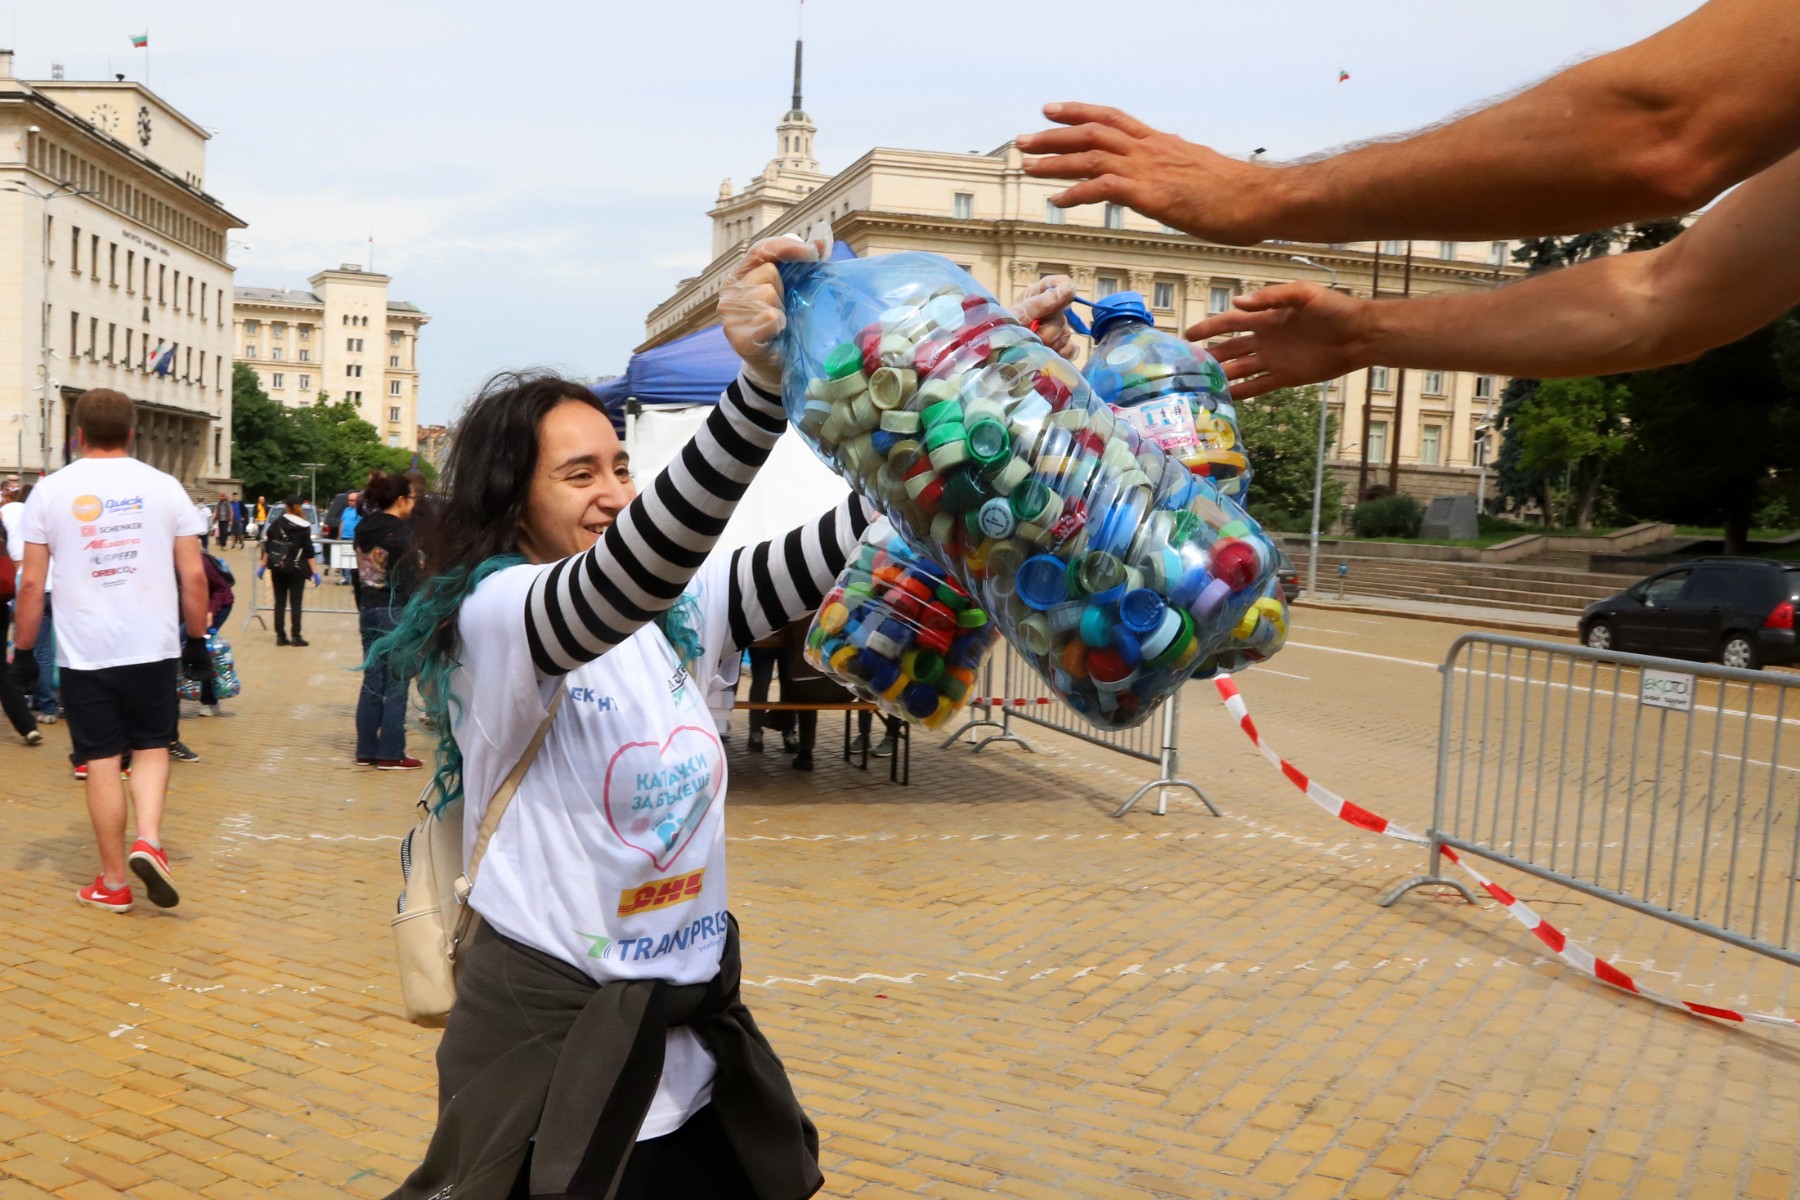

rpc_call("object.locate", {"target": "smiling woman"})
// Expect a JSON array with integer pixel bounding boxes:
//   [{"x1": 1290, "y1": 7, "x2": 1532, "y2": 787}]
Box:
[{"x1": 372, "y1": 236, "x2": 867, "y2": 1200}]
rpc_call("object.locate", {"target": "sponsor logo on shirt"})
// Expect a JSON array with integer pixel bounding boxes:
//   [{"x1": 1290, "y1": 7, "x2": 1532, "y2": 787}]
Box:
[
  {"x1": 71, "y1": 494, "x2": 103, "y2": 522},
  {"x1": 667, "y1": 665, "x2": 690, "y2": 705},
  {"x1": 84, "y1": 537, "x2": 141, "y2": 551},
  {"x1": 579, "y1": 909, "x2": 729, "y2": 963},
  {"x1": 566, "y1": 685, "x2": 617, "y2": 712},
  {"x1": 616, "y1": 868, "x2": 705, "y2": 917}
]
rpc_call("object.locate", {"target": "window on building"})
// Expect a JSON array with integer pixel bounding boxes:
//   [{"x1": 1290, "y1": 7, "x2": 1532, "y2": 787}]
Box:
[
  {"x1": 1379, "y1": 239, "x2": 1405, "y2": 256},
  {"x1": 1207, "y1": 285, "x2": 1233, "y2": 315},
  {"x1": 1153, "y1": 281, "x2": 1176, "y2": 310},
  {"x1": 186, "y1": 277, "x2": 194, "y2": 312},
  {"x1": 1371, "y1": 365, "x2": 1392, "y2": 391},
  {"x1": 109, "y1": 243, "x2": 118, "y2": 286},
  {"x1": 1104, "y1": 204, "x2": 1124, "y2": 230},
  {"x1": 245, "y1": 345, "x2": 257, "y2": 358},
  {"x1": 91, "y1": 234, "x2": 100, "y2": 279},
  {"x1": 124, "y1": 328, "x2": 132, "y2": 364},
  {"x1": 389, "y1": 404, "x2": 402, "y2": 420},
  {"x1": 158, "y1": 264, "x2": 165, "y2": 304},
  {"x1": 299, "y1": 374, "x2": 311, "y2": 391},
  {"x1": 107, "y1": 323, "x2": 116, "y2": 361},
  {"x1": 1367, "y1": 420, "x2": 1389, "y2": 463},
  {"x1": 1096, "y1": 275, "x2": 1121, "y2": 297},
  {"x1": 272, "y1": 322, "x2": 286, "y2": 338},
  {"x1": 126, "y1": 249, "x2": 135, "y2": 292},
  {"x1": 388, "y1": 432, "x2": 401, "y2": 447},
  {"x1": 389, "y1": 355, "x2": 400, "y2": 368},
  {"x1": 200, "y1": 283, "x2": 207, "y2": 319},
  {"x1": 271, "y1": 347, "x2": 283, "y2": 361},
  {"x1": 214, "y1": 429, "x2": 222, "y2": 466},
  {"x1": 71, "y1": 225, "x2": 81, "y2": 273},
  {"x1": 299, "y1": 324, "x2": 311, "y2": 340},
  {"x1": 1437, "y1": 242, "x2": 1456, "y2": 261},
  {"x1": 1423, "y1": 370, "x2": 1445, "y2": 395},
  {"x1": 271, "y1": 373, "x2": 285, "y2": 389},
  {"x1": 953, "y1": 192, "x2": 974, "y2": 220},
  {"x1": 246, "y1": 319, "x2": 259, "y2": 335},
  {"x1": 1489, "y1": 241, "x2": 1509, "y2": 266},
  {"x1": 1475, "y1": 374, "x2": 1496, "y2": 400},
  {"x1": 390, "y1": 383, "x2": 403, "y2": 400},
  {"x1": 70, "y1": 311, "x2": 79, "y2": 356},
  {"x1": 1044, "y1": 199, "x2": 1065, "y2": 225},
  {"x1": 1420, "y1": 424, "x2": 1442, "y2": 466},
  {"x1": 389, "y1": 329, "x2": 401, "y2": 346},
  {"x1": 298, "y1": 349, "x2": 310, "y2": 362},
  {"x1": 1472, "y1": 425, "x2": 1491, "y2": 466}
]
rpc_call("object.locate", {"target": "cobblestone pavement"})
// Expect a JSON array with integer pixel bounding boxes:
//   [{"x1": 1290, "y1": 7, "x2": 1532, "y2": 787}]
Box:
[{"x1": 2, "y1": 560, "x2": 1796, "y2": 1200}]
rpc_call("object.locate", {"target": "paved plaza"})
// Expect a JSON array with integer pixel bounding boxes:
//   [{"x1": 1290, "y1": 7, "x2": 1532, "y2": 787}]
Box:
[{"x1": 2, "y1": 555, "x2": 1797, "y2": 1199}]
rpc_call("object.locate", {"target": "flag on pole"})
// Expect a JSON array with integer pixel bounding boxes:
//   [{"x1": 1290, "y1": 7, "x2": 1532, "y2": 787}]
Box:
[
  {"x1": 1337, "y1": 69, "x2": 1350, "y2": 83},
  {"x1": 131, "y1": 32, "x2": 148, "y2": 48},
  {"x1": 144, "y1": 338, "x2": 165, "y2": 368},
  {"x1": 155, "y1": 343, "x2": 177, "y2": 377}
]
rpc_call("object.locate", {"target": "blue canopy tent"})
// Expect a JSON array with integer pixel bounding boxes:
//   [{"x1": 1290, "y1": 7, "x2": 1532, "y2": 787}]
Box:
[{"x1": 593, "y1": 240, "x2": 858, "y2": 426}]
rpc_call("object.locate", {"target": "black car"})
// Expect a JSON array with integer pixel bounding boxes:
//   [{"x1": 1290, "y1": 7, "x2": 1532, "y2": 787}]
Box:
[
  {"x1": 1579, "y1": 558, "x2": 1799, "y2": 669},
  {"x1": 1273, "y1": 546, "x2": 1301, "y2": 604}
]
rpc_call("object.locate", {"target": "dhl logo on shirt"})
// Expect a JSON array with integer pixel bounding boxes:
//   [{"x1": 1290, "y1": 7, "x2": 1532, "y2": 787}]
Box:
[{"x1": 617, "y1": 868, "x2": 705, "y2": 917}]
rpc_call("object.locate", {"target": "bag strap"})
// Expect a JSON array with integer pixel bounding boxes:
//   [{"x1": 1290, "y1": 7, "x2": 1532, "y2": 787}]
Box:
[{"x1": 464, "y1": 688, "x2": 565, "y2": 888}]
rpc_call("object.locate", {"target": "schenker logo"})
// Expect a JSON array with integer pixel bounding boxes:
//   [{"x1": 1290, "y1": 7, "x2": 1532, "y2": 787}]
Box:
[{"x1": 616, "y1": 868, "x2": 704, "y2": 917}]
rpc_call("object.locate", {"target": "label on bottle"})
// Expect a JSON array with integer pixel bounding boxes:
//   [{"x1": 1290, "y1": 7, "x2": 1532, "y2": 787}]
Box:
[{"x1": 1111, "y1": 395, "x2": 1202, "y2": 461}]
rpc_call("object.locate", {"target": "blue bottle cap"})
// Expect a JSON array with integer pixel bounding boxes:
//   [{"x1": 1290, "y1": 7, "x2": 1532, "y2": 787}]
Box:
[
  {"x1": 871, "y1": 429, "x2": 903, "y2": 455},
  {"x1": 1118, "y1": 588, "x2": 1166, "y2": 634},
  {"x1": 868, "y1": 658, "x2": 901, "y2": 693},
  {"x1": 1079, "y1": 605, "x2": 1115, "y2": 649},
  {"x1": 1111, "y1": 626, "x2": 1144, "y2": 668},
  {"x1": 902, "y1": 682, "x2": 940, "y2": 718},
  {"x1": 854, "y1": 648, "x2": 887, "y2": 680},
  {"x1": 1088, "y1": 291, "x2": 1156, "y2": 342},
  {"x1": 1017, "y1": 554, "x2": 1070, "y2": 611},
  {"x1": 1172, "y1": 563, "x2": 1214, "y2": 608}
]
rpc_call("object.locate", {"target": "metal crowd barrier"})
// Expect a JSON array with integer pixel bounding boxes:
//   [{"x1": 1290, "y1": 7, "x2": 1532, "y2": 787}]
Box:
[
  {"x1": 241, "y1": 537, "x2": 361, "y2": 631},
  {"x1": 1382, "y1": 634, "x2": 1800, "y2": 968},
  {"x1": 940, "y1": 645, "x2": 1217, "y2": 819}
]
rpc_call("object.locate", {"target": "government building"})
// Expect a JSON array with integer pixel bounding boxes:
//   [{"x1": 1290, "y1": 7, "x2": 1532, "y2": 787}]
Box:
[
  {"x1": 0, "y1": 50, "x2": 244, "y2": 490},
  {"x1": 234, "y1": 266, "x2": 429, "y2": 450},
  {"x1": 643, "y1": 49, "x2": 1527, "y2": 512}
]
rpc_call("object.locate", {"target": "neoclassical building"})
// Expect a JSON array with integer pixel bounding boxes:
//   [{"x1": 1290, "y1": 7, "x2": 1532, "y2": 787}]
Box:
[
  {"x1": 234, "y1": 266, "x2": 430, "y2": 450},
  {"x1": 643, "y1": 49, "x2": 1527, "y2": 506},
  {"x1": 0, "y1": 50, "x2": 246, "y2": 490}
]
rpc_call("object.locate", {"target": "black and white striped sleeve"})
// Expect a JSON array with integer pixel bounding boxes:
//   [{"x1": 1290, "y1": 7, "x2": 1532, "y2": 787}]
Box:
[
  {"x1": 523, "y1": 373, "x2": 787, "y2": 676},
  {"x1": 722, "y1": 494, "x2": 877, "y2": 656}
]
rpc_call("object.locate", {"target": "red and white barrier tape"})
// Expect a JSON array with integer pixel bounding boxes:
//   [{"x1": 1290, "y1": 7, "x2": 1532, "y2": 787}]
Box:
[
  {"x1": 1214, "y1": 675, "x2": 1799, "y2": 1032},
  {"x1": 975, "y1": 697, "x2": 1054, "y2": 707}
]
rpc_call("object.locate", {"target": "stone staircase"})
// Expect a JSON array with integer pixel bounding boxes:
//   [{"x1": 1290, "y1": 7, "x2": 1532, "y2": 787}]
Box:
[{"x1": 1286, "y1": 548, "x2": 1643, "y2": 618}]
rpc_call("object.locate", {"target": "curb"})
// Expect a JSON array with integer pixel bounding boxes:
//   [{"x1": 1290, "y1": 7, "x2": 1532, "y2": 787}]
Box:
[{"x1": 1292, "y1": 597, "x2": 1574, "y2": 638}]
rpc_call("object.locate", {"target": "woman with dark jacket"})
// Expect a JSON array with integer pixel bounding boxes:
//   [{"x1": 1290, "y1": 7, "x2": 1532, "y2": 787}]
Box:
[
  {"x1": 352, "y1": 470, "x2": 418, "y2": 769},
  {"x1": 195, "y1": 553, "x2": 234, "y2": 717},
  {"x1": 259, "y1": 493, "x2": 319, "y2": 646}
]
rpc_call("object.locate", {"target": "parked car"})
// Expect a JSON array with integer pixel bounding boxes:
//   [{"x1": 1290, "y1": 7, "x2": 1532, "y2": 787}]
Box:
[
  {"x1": 1578, "y1": 558, "x2": 1799, "y2": 669},
  {"x1": 1273, "y1": 546, "x2": 1301, "y2": 604}
]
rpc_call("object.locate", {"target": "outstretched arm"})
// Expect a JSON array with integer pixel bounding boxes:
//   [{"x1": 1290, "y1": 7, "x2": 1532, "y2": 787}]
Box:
[
  {"x1": 1187, "y1": 149, "x2": 1800, "y2": 395},
  {"x1": 1018, "y1": 0, "x2": 1800, "y2": 245},
  {"x1": 721, "y1": 496, "x2": 878, "y2": 657}
]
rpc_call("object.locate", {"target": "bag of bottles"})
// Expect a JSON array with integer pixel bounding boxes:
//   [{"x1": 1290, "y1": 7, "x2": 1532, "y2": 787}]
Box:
[
  {"x1": 779, "y1": 250, "x2": 1287, "y2": 729},
  {"x1": 177, "y1": 632, "x2": 242, "y2": 702},
  {"x1": 805, "y1": 519, "x2": 997, "y2": 728},
  {"x1": 1078, "y1": 291, "x2": 1249, "y2": 499}
]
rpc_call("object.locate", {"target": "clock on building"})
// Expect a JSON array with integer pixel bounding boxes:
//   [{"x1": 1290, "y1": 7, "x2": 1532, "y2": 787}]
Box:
[
  {"x1": 136, "y1": 105, "x2": 152, "y2": 147},
  {"x1": 89, "y1": 102, "x2": 121, "y2": 136}
]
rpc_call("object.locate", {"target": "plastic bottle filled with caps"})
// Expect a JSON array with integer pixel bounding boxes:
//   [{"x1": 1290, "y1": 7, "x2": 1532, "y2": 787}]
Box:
[
  {"x1": 804, "y1": 518, "x2": 998, "y2": 728},
  {"x1": 1078, "y1": 291, "x2": 1250, "y2": 500},
  {"x1": 778, "y1": 249, "x2": 1289, "y2": 730}
]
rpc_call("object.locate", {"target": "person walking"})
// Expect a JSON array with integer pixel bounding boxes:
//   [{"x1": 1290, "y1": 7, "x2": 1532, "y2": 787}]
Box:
[
  {"x1": 373, "y1": 235, "x2": 866, "y2": 1200},
  {"x1": 6, "y1": 484, "x2": 61, "y2": 724},
  {"x1": 352, "y1": 471, "x2": 419, "y2": 770},
  {"x1": 229, "y1": 495, "x2": 247, "y2": 549},
  {"x1": 11, "y1": 388, "x2": 210, "y2": 913},
  {"x1": 195, "y1": 551, "x2": 234, "y2": 717},
  {"x1": 260, "y1": 495, "x2": 319, "y2": 647}
]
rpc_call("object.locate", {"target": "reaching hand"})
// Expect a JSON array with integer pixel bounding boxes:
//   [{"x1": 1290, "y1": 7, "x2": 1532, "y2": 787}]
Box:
[
  {"x1": 1185, "y1": 283, "x2": 1375, "y2": 400},
  {"x1": 1018, "y1": 103, "x2": 1264, "y2": 245},
  {"x1": 1009, "y1": 274, "x2": 1077, "y2": 357},
  {"x1": 718, "y1": 233, "x2": 830, "y2": 393},
  {"x1": 256, "y1": 564, "x2": 266, "y2": 579},
  {"x1": 311, "y1": 571, "x2": 322, "y2": 588}
]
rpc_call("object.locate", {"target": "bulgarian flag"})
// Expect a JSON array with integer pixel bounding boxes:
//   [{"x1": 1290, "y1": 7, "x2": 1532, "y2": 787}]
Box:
[{"x1": 131, "y1": 32, "x2": 148, "y2": 48}]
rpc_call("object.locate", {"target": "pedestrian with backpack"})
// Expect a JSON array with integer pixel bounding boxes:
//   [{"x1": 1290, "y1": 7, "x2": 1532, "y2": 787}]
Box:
[{"x1": 260, "y1": 493, "x2": 319, "y2": 647}]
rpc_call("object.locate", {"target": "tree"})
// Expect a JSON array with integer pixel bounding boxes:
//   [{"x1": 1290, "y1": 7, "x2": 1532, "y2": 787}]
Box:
[
  {"x1": 1234, "y1": 385, "x2": 1343, "y2": 532},
  {"x1": 1510, "y1": 377, "x2": 1630, "y2": 531},
  {"x1": 230, "y1": 363, "x2": 424, "y2": 502}
]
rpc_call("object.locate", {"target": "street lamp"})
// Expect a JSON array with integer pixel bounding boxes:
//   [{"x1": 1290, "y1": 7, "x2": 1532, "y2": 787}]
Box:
[
  {"x1": 298, "y1": 462, "x2": 325, "y2": 518},
  {"x1": 4, "y1": 180, "x2": 100, "y2": 474},
  {"x1": 1290, "y1": 255, "x2": 1340, "y2": 601}
]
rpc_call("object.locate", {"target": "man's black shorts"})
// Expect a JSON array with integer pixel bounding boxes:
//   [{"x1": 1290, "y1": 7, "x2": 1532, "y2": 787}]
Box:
[{"x1": 61, "y1": 660, "x2": 179, "y2": 762}]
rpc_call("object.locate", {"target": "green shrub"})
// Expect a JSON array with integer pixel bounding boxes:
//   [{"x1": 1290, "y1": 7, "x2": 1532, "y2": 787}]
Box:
[
  {"x1": 1352, "y1": 494, "x2": 1426, "y2": 538},
  {"x1": 1245, "y1": 502, "x2": 1297, "y2": 533}
]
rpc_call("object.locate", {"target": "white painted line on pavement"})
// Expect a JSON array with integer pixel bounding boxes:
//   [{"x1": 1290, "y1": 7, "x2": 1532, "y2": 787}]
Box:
[{"x1": 1252, "y1": 668, "x2": 1311, "y2": 681}]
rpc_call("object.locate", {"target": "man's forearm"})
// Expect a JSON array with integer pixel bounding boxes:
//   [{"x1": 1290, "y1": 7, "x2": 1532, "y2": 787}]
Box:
[
  {"x1": 13, "y1": 582, "x2": 44, "y2": 649},
  {"x1": 1245, "y1": 0, "x2": 1800, "y2": 244}
]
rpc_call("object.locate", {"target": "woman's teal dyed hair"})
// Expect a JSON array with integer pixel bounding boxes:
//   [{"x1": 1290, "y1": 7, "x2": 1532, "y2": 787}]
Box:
[{"x1": 365, "y1": 370, "x2": 699, "y2": 813}]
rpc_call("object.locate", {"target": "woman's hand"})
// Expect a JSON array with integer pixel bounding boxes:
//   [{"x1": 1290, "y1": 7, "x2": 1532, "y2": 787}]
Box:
[
  {"x1": 1186, "y1": 282, "x2": 1376, "y2": 399},
  {"x1": 719, "y1": 234, "x2": 829, "y2": 392},
  {"x1": 1010, "y1": 274, "x2": 1078, "y2": 356}
]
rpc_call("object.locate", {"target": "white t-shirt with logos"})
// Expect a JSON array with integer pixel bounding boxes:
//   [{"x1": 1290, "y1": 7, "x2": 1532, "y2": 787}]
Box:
[
  {"x1": 19, "y1": 457, "x2": 205, "y2": 670},
  {"x1": 453, "y1": 554, "x2": 739, "y2": 1140}
]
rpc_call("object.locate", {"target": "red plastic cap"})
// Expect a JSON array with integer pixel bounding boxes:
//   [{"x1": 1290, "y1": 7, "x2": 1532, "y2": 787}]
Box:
[{"x1": 1212, "y1": 539, "x2": 1258, "y2": 590}]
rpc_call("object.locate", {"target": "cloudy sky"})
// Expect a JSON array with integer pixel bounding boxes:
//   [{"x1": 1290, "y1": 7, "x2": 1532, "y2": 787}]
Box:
[{"x1": 10, "y1": 0, "x2": 1701, "y2": 423}]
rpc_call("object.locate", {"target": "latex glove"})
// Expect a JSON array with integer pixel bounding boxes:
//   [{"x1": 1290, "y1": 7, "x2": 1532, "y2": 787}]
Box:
[
  {"x1": 1018, "y1": 103, "x2": 1265, "y2": 245},
  {"x1": 1010, "y1": 274, "x2": 1077, "y2": 357},
  {"x1": 181, "y1": 635, "x2": 212, "y2": 682},
  {"x1": 256, "y1": 565, "x2": 266, "y2": 579},
  {"x1": 8, "y1": 651, "x2": 39, "y2": 695},
  {"x1": 718, "y1": 233, "x2": 830, "y2": 393},
  {"x1": 311, "y1": 571, "x2": 322, "y2": 587},
  {"x1": 1185, "y1": 282, "x2": 1373, "y2": 400}
]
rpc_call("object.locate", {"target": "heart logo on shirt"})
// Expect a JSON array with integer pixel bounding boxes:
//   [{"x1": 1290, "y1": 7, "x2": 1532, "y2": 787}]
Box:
[{"x1": 602, "y1": 725, "x2": 724, "y2": 872}]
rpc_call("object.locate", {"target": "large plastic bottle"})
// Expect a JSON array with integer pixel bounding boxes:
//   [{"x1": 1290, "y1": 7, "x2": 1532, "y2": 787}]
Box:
[{"x1": 1080, "y1": 292, "x2": 1251, "y2": 501}]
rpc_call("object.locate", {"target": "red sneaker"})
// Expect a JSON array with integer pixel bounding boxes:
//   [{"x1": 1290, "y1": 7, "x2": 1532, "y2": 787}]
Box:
[
  {"x1": 76, "y1": 877, "x2": 134, "y2": 913},
  {"x1": 72, "y1": 763, "x2": 86, "y2": 781},
  {"x1": 127, "y1": 840, "x2": 180, "y2": 908},
  {"x1": 375, "y1": 757, "x2": 424, "y2": 771}
]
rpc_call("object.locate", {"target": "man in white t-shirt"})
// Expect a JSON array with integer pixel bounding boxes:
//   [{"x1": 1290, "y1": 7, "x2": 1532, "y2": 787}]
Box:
[{"x1": 11, "y1": 389, "x2": 212, "y2": 914}]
